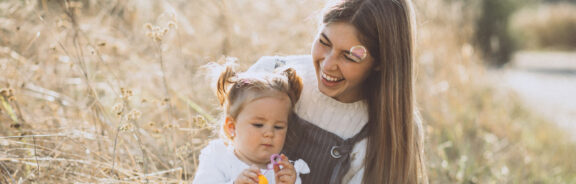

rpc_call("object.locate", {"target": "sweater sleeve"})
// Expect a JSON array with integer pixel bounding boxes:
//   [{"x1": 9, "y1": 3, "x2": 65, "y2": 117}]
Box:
[
  {"x1": 191, "y1": 140, "x2": 235, "y2": 184},
  {"x1": 248, "y1": 55, "x2": 311, "y2": 73}
]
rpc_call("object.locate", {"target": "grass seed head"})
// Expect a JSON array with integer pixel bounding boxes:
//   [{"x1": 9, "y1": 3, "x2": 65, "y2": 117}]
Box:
[
  {"x1": 0, "y1": 88, "x2": 14, "y2": 98},
  {"x1": 112, "y1": 103, "x2": 124, "y2": 115},
  {"x1": 168, "y1": 21, "x2": 177, "y2": 29},
  {"x1": 119, "y1": 123, "x2": 134, "y2": 132},
  {"x1": 127, "y1": 110, "x2": 142, "y2": 121}
]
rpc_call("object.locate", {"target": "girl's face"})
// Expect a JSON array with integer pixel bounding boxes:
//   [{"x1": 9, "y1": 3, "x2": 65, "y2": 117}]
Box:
[
  {"x1": 226, "y1": 94, "x2": 291, "y2": 167},
  {"x1": 311, "y1": 22, "x2": 378, "y2": 103}
]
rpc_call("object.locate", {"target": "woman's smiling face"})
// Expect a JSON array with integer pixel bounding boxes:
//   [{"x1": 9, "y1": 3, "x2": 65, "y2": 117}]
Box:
[{"x1": 311, "y1": 22, "x2": 378, "y2": 103}]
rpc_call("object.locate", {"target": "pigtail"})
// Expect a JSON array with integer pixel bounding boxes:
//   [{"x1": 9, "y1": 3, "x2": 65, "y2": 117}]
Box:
[
  {"x1": 216, "y1": 65, "x2": 237, "y2": 106},
  {"x1": 282, "y1": 68, "x2": 303, "y2": 104}
]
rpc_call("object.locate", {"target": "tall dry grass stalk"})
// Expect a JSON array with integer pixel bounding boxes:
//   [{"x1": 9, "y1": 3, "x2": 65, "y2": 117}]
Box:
[
  {"x1": 0, "y1": 0, "x2": 321, "y2": 182},
  {"x1": 0, "y1": 0, "x2": 575, "y2": 183}
]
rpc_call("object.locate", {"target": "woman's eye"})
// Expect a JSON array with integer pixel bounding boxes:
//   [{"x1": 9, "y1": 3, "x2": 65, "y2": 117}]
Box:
[
  {"x1": 252, "y1": 123, "x2": 263, "y2": 128},
  {"x1": 274, "y1": 126, "x2": 285, "y2": 130},
  {"x1": 318, "y1": 39, "x2": 329, "y2": 46},
  {"x1": 344, "y1": 54, "x2": 361, "y2": 63}
]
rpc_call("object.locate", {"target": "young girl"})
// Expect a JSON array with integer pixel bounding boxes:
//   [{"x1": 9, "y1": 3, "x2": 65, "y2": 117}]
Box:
[{"x1": 192, "y1": 63, "x2": 309, "y2": 184}]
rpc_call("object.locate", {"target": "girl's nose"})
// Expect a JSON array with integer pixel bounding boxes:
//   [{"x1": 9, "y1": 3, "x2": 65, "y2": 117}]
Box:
[{"x1": 263, "y1": 129, "x2": 274, "y2": 138}]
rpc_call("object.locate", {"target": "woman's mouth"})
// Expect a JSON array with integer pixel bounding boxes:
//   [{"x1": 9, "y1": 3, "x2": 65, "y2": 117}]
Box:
[{"x1": 321, "y1": 71, "x2": 344, "y2": 86}]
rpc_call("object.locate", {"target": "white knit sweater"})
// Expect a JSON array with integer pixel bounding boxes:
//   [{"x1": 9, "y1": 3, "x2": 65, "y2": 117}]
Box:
[{"x1": 249, "y1": 55, "x2": 368, "y2": 183}]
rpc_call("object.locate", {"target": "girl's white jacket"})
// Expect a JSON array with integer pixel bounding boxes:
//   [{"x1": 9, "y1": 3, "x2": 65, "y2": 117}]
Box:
[{"x1": 192, "y1": 140, "x2": 309, "y2": 184}]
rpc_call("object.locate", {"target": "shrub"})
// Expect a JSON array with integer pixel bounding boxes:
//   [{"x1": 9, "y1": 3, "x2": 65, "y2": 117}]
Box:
[
  {"x1": 474, "y1": 0, "x2": 520, "y2": 67},
  {"x1": 511, "y1": 3, "x2": 576, "y2": 50}
]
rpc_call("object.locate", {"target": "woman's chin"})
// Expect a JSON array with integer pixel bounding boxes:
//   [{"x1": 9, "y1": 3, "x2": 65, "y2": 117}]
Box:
[{"x1": 318, "y1": 85, "x2": 338, "y2": 99}]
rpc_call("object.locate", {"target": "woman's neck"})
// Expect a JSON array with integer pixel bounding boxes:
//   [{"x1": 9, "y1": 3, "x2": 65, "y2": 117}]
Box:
[{"x1": 331, "y1": 92, "x2": 366, "y2": 103}]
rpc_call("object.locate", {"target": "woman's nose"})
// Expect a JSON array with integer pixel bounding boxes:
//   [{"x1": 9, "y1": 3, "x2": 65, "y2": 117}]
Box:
[{"x1": 322, "y1": 52, "x2": 339, "y2": 71}]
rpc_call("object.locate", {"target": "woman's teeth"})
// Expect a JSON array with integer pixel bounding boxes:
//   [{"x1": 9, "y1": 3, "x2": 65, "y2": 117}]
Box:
[{"x1": 322, "y1": 72, "x2": 343, "y2": 82}]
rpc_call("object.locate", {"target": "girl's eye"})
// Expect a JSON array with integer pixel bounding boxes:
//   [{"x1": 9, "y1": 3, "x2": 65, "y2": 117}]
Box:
[
  {"x1": 318, "y1": 39, "x2": 330, "y2": 47},
  {"x1": 274, "y1": 126, "x2": 285, "y2": 130},
  {"x1": 252, "y1": 123, "x2": 263, "y2": 128}
]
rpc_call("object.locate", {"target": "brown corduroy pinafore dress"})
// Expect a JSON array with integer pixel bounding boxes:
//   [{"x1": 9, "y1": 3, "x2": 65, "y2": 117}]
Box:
[{"x1": 283, "y1": 114, "x2": 369, "y2": 184}]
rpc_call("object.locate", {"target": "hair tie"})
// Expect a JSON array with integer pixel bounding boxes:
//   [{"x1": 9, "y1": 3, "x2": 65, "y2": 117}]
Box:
[{"x1": 235, "y1": 78, "x2": 252, "y2": 88}]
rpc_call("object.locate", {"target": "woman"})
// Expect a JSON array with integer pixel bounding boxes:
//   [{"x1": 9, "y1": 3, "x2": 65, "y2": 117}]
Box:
[{"x1": 249, "y1": 0, "x2": 426, "y2": 183}]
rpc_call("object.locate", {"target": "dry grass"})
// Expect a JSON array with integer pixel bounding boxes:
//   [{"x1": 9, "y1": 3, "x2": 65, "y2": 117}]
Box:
[
  {"x1": 0, "y1": 0, "x2": 575, "y2": 183},
  {"x1": 416, "y1": 1, "x2": 576, "y2": 183}
]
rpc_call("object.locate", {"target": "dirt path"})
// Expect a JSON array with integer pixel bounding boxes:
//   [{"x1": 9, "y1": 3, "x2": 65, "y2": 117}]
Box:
[{"x1": 499, "y1": 51, "x2": 576, "y2": 140}]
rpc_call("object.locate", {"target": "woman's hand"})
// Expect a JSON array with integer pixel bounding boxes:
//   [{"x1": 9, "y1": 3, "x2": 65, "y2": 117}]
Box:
[
  {"x1": 234, "y1": 165, "x2": 260, "y2": 184},
  {"x1": 274, "y1": 154, "x2": 297, "y2": 184}
]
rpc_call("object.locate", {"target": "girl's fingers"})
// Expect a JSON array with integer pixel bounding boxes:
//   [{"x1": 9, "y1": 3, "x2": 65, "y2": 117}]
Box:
[
  {"x1": 276, "y1": 168, "x2": 296, "y2": 177},
  {"x1": 236, "y1": 174, "x2": 258, "y2": 184},
  {"x1": 273, "y1": 154, "x2": 297, "y2": 183},
  {"x1": 248, "y1": 165, "x2": 261, "y2": 174},
  {"x1": 274, "y1": 154, "x2": 295, "y2": 173},
  {"x1": 273, "y1": 163, "x2": 280, "y2": 173},
  {"x1": 242, "y1": 165, "x2": 261, "y2": 183},
  {"x1": 243, "y1": 170, "x2": 259, "y2": 180},
  {"x1": 278, "y1": 174, "x2": 292, "y2": 183},
  {"x1": 276, "y1": 170, "x2": 296, "y2": 183},
  {"x1": 277, "y1": 154, "x2": 294, "y2": 170}
]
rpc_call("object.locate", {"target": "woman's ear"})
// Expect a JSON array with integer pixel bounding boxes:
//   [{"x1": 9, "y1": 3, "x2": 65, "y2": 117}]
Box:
[{"x1": 224, "y1": 117, "x2": 236, "y2": 138}]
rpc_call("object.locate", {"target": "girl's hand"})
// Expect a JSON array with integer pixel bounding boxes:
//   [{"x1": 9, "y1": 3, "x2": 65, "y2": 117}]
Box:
[
  {"x1": 234, "y1": 165, "x2": 260, "y2": 184},
  {"x1": 274, "y1": 154, "x2": 297, "y2": 184}
]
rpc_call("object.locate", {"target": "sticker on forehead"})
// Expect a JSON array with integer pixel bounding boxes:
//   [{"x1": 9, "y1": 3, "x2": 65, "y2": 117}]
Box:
[{"x1": 349, "y1": 45, "x2": 367, "y2": 62}]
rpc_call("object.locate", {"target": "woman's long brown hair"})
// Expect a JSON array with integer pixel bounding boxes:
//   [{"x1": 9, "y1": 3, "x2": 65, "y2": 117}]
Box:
[{"x1": 323, "y1": 0, "x2": 426, "y2": 183}]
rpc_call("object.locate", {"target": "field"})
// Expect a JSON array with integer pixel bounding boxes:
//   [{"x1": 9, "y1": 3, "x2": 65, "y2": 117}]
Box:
[{"x1": 1, "y1": 0, "x2": 575, "y2": 183}]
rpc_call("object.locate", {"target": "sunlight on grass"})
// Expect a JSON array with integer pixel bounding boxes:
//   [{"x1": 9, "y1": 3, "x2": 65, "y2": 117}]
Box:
[{"x1": 0, "y1": 0, "x2": 574, "y2": 183}]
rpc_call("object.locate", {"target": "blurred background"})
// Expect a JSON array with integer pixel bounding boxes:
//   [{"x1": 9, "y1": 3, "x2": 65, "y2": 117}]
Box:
[{"x1": 0, "y1": 0, "x2": 575, "y2": 183}]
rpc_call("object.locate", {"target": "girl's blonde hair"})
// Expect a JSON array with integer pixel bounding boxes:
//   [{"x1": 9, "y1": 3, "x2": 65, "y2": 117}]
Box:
[{"x1": 213, "y1": 62, "x2": 303, "y2": 139}]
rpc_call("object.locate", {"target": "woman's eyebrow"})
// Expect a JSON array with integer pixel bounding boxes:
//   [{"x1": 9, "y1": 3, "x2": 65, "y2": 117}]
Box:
[
  {"x1": 321, "y1": 32, "x2": 351, "y2": 55},
  {"x1": 321, "y1": 33, "x2": 332, "y2": 44}
]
